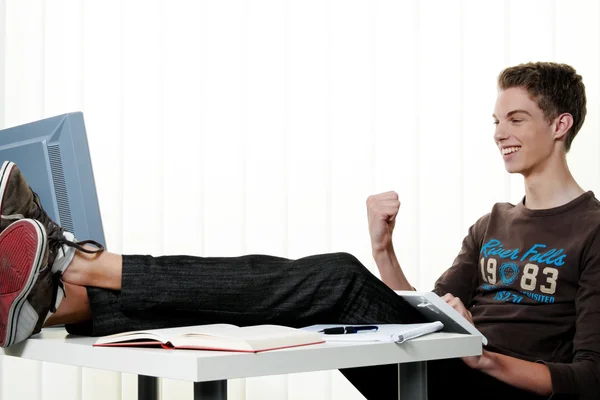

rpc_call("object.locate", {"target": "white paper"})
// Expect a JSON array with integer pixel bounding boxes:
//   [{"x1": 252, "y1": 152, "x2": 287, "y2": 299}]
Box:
[{"x1": 303, "y1": 322, "x2": 443, "y2": 343}]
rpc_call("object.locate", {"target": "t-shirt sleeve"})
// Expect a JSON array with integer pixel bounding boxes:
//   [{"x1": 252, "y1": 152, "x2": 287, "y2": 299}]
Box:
[
  {"x1": 542, "y1": 229, "x2": 600, "y2": 399},
  {"x1": 432, "y1": 214, "x2": 488, "y2": 306}
]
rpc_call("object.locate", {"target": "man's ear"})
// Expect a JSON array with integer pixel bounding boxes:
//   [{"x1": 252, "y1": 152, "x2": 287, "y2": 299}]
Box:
[{"x1": 553, "y1": 113, "x2": 574, "y2": 141}]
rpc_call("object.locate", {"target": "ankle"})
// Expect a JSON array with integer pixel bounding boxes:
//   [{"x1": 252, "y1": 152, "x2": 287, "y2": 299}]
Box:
[
  {"x1": 62, "y1": 248, "x2": 122, "y2": 290},
  {"x1": 61, "y1": 246, "x2": 103, "y2": 286}
]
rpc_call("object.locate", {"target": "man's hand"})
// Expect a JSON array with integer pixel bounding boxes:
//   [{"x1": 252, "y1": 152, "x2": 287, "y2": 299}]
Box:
[
  {"x1": 441, "y1": 293, "x2": 474, "y2": 325},
  {"x1": 366, "y1": 191, "x2": 401, "y2": 253},
  {"x1": 442, "y1": 293, "x2": 489, "y2": 370}
]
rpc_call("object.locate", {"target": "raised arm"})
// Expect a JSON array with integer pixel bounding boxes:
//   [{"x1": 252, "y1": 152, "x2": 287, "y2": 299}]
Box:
[{"x1": 366, "y1": 191, "x2": 413, "y2": 290}]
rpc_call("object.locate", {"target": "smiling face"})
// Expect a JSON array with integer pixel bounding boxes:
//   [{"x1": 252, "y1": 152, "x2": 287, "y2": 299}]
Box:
[{"x1": 493, "y1": 87, "x2": 561, "y2": 176}]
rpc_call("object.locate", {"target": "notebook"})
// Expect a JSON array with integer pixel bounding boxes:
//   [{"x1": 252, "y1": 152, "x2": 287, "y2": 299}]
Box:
[
  {"x1": 93, "y1": 324, "x2": 325, "y2": 353},
  {"x1": 303, "y1": 322, "x2": 443, "y2": 343},
  {"x1": 395, "y1": 290, "x2": 488, "y2": 345}
]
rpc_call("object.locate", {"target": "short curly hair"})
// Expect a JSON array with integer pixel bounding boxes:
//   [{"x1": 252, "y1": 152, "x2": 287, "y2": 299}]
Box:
[{"x1": 497, "y1": 62, "x2": 587, "y2": 152}]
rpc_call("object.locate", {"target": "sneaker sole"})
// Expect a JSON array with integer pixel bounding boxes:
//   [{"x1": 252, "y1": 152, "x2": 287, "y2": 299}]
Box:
[
  {"x1": 0, "y1": 161, "x2": 16, "y2": 220},
  {"x1": 0, "y1": 219, "x2": 46, "y2": 347}
]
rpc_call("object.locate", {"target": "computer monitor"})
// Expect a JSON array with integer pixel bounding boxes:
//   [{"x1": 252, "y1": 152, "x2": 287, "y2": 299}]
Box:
[{"x1": 0, "y1": 112, "x2": 106, "y2": 247}]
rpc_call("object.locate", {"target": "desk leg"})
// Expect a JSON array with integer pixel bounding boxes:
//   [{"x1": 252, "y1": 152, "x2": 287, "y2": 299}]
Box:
[
  {"x1": 138, "y1": 375, "x2": 159, "y2": 400},
  {"x1": 398, "y1": 362, "x2": 427, "y2": 400},
  {"x1": 194, "y1": 380, "x2": 227, "y2": 400}
]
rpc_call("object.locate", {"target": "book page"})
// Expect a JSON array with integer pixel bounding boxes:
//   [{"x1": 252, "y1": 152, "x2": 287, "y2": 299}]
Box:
[
  {"x1": 180, "y1": 324, "x2": 300, "y2": 340},
  {"x1": 94, "y1": 324, "x2": 238, "y2": 346},
  {"x1": 96, "y1": 324, "x2": 323, "y2": 351},
  {"x1": 174, "y1": 325, "x2": 323, "y2": 351}
]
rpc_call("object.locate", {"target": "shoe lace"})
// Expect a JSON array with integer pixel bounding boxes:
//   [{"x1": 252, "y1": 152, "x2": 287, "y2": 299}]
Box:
[
  {"x1": 50, "y1": 272, "x2": 64, "y2": 313},
  {"x1": 48, "y1": 235, "x2": 106, "y2": 256}
]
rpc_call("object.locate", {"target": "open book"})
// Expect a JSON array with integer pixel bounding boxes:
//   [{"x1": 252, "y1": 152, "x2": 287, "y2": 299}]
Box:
[
  {"x1": 94, "y1": 324, "x2": 325, "y2": 353},
  {"x1": 303, "y1": 322, "x2": 443, "y2": 343}
]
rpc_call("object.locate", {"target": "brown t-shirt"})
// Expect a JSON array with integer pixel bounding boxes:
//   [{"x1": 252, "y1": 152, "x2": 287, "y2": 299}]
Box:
[{"x1": 434, "y1": 191, "x2": 600, "y2": 398}]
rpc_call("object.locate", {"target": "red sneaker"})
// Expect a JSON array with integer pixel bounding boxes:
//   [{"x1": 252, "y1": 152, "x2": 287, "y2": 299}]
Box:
[{"x1": 0, "y1": 219, "x2": 55, "y2": 347}]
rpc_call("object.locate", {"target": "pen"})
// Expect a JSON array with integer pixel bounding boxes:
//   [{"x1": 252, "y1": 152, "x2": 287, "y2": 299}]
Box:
[{"x1": 318, "y1": 325, "x2": 379, "y2": 334}]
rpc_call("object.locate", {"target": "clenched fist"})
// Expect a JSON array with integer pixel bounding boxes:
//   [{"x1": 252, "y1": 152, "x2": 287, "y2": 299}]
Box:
[{"x1": 366, "y1": 191, "x2": 400, "y2": 253}]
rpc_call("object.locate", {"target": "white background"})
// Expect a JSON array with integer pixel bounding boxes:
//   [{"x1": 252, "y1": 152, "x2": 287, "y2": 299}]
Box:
[{"x1": 1, "y1": 0, "x2": 599, "y2": 398}]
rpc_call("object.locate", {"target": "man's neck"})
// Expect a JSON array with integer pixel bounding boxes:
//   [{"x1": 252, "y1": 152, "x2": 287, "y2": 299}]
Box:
[{"x1": 522, "y1": 158, "x2": 585, "y2": 210}]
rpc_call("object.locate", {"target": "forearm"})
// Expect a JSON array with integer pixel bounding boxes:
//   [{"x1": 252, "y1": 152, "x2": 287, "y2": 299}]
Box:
[
  {"x1": 479, "y1": 352, "x2": 552, "y2": 396},
  {"x1": 372, "y1": 245, "x2": 414, "y2": 291}
]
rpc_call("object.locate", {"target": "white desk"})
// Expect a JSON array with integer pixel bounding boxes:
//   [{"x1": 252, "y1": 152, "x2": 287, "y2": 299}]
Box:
[{"x1": 1, "y1": 327, "x2": 481, "y2": 400}]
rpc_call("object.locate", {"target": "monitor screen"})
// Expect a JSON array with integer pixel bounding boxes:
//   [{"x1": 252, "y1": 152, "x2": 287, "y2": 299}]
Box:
[{"x1": 0, "y1": 112, "x2": 106, "y2": 247}]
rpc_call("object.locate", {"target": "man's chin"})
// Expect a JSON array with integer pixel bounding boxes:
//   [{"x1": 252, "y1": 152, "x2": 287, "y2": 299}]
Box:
[{"x1": 503, "y1": 164, "x2": 522, "y2": 175}]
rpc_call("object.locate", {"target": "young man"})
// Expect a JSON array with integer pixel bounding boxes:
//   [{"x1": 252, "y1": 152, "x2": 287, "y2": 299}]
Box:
[
  {"x1": 363, "y1": 62, "x2": 599, "y2": 399},
  {"x1": 0, "y1": 62, "x2": 597, "y2": 399}
]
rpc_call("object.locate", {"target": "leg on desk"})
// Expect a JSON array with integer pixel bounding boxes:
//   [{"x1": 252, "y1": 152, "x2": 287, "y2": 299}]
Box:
[
  {"x1": 63, "y1": 253, "x2": 424, "y2": 336},
  {"x1": 55, "y1": 253, "x2": 425, "y2": 400}
]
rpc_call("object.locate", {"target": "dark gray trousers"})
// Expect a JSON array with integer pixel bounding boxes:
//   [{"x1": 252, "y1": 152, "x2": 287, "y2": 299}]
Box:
[{"x1": 72, "y1": 252, "x2": 423, "y2": 336}]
